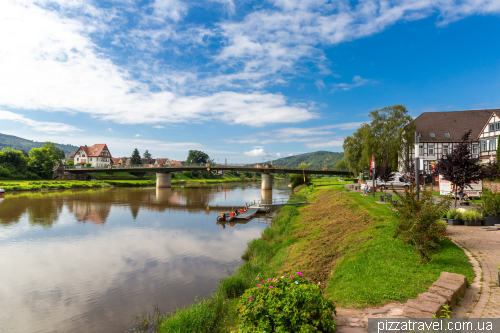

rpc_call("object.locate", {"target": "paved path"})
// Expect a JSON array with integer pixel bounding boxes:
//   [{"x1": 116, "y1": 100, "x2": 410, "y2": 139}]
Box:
[{"x1": 448, "y1": 226, "x2": 500, "y2": 318}]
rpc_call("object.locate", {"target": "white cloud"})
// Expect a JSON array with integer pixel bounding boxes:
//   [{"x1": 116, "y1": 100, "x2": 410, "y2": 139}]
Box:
[
  {"x1": 331, "y1": 75, "x2": 375, "y2": 91},
  {"x1": 315, "y1": 79, "x2": 326, "y2": 90},
  {"x1": 252, "y1": 146, "x2": 264, "y2": 149},
  {"x1": 304, "y1": 139, "x2": 344, "y2": 149},
  {"x1": 227, "y1": 122, "x2": 366, "y2": 145},
  {"x1": 243, "y1": 148, "x2": 272, "y2": 157},
  {"x1": 153, "y1": 125, "x2": 166, "y2": 129},
  {"x1": 288, "y1": 153, "x2": 294, "y2": 156},
  {"x1": 135, "y1": 134, "x2": 142, "y2": 137},
  {"x1": 0, "y1": 110, "x2": 81, "y2": 134},
  {"x1": 107, "y1": 128, "x2": 113, "y2": 132},
  {"x1": 0, "y1": 0, "x2": 316, "y2": 128},
  {"x1": 276, "y1": 153, "x2": 282, "y2": 158},
  {"x1": 151, "y1": 0, "x2": 188, "y2": 21}
]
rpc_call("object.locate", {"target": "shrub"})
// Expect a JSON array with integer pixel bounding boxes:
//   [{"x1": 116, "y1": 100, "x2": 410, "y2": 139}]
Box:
[
  {"x1": 462, "y1": 209, "x2": 482, "y2": 221},
  {"x1": 392, "y1": 185, "x2": 451, "y2": 262},
  {"x1": 446, "y1": 209, "x2": 461, "y2": 220},
  {"x1": 236, "y1": 273, "x2": 336, "y2": 333},
  {"x1": 481, "y1": 189, "x2": 500, "y2": 217},
  {"x1": 290, "y1": 173, "x2": 312, "y2": 189},
  {"x1": 85, "y1": 163, "x2": 91, "y2": 168},
  {"x1": 183, "y1": 171, "x2": 192, "y2": 178}
]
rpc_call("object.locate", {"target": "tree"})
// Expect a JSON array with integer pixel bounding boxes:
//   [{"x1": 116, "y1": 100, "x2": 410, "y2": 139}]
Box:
[
  {"x1": 42, "y1": 142, "x2": 65, "y2": 163},
  {"x1": 433, "y1": 130, "x2": 483, "y2": 208},
  {"x1": 28, "y1": 147, "x2": 56, "y2": 179},
  {"x1": 298, "y1": 162, "x2": 308, "y2": 169},
  {"x1": 377, "y1": 158, "x2": 395, "y2": 193},
  {"x1": 186, "y1": 150, "x2": 210, "y2": 164},
  {"x1": 290, "y1": 173, "x2": 312, "y2": 189},
  {"x1": 143, "y1": 150, "x2": 152, "y2": 159},
  {"x1": 335, "y1": 160, "x2": 347, "y2": 169},
  {"x1": 481, "y1": 160, "x2": 500, "y2": 190},
  {"x1": 0, "y1": 147, "x2": 28, "y2": 172},
  {"x1": 130, "y1": 148, "x2": 142, "y2": 165},
  {"x1": 343, "y1": 105, "x2": 415, "y2": 174}
]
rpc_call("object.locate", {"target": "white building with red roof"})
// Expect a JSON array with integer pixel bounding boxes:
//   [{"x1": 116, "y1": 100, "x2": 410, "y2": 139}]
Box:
[{"x1": 73, "y1": 144, "x2": 112, "y2": 167}]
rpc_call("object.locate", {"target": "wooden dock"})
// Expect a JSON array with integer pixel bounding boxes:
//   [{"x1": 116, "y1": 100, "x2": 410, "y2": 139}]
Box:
[{"x1": 233, "y1": 207, "x2": 259, "y2": 221}]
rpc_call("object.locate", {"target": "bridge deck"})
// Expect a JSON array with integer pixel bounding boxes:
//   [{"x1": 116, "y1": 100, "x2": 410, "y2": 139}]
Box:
[{"x1": 64, "y1": 165, "x2": 350, "y2": 175}]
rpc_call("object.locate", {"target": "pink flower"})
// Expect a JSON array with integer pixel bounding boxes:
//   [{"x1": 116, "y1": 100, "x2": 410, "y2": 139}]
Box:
[
  {"x1": 249, "y1": 297, "x2": 253, "y2": 301},
  {"x1": 270, "y1": 286, "x2": 273, "y2": 289},
  {"x1": 290, "y1": 275, "x2": 294, "y2": 279},
  {"x1": 296, "y1": 272, "x2": 303, "y2": 276},
  {"x1": 261, "y1": 281, "x2": 265, "y2": 283},
  {"x1": 268, "y1": 278, "x2": 272, "y2": 281},
  {"x1": 257, "y1": 284, "x2": 261, "y2": 287}
]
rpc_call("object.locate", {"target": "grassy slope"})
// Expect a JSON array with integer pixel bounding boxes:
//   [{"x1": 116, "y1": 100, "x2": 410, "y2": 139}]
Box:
[
  {"x1": 0, "y1": 180, "x2": 110, "y2": 191},
  {"x1": 155, "y1": 182, "x2": 473, "y2": 332},
  {"x1": 261, "y1": 151, "x2": 344, "y2": 169}
]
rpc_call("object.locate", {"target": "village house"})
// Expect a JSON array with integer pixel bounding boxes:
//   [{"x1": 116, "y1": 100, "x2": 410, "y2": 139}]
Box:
[
  {"x1": 72, "y1": 144, "x2": 112, "y2": 167},
  {"x1": 409, "y1": 109, "x2": 499, "y2": 174}
]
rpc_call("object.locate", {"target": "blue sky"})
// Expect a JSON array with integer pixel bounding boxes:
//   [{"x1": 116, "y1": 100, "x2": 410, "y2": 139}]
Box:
[{"x1": 1, "y1": 0, "x2": 500, "y2": 162}]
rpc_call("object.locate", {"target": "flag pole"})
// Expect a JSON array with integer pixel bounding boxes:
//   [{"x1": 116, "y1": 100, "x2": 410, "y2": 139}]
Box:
[{"x1": 372, "y1": 155, "x2": 375, "y2": 198}]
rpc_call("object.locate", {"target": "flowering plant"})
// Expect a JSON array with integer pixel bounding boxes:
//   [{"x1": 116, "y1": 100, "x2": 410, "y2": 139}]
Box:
[{"x1": 235, "y1": 272, "x2": 336, "y2": 332}]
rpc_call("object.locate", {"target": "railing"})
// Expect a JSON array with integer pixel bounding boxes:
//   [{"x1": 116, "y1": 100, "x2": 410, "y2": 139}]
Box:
[
  {"x1": 258, "y1": 196, "x2": 308, "y2": 205},
  {"x1": 63, "y1": 164, "x2": 350, "y2": 171}
]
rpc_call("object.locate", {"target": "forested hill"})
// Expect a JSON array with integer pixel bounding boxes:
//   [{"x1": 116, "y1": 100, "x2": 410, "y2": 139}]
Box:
[
  {"x1": 0, "y1": 133, "x2": 79, "y2": 156},
  {"x1": 259, "y1": 151, "x2": 345, "y2": 169}
]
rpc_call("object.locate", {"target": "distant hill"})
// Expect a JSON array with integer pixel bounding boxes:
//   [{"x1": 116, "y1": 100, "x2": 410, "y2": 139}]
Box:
[
  {"x1": 0, "y1": 133, "x2": 79, "y2": 156},
  {"x1": 257, "y1": 151, "x2": 345, "y2": 169}
]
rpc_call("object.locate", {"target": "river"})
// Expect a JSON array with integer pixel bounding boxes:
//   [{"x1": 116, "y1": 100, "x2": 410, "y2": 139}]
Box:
[{"x1": 0, "y1": 181, "x2": 290, "y2": 333}]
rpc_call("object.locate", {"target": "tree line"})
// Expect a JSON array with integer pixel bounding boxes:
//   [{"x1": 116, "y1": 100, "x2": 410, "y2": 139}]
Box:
[{"x1": 0, "y1": 142, "x2": 65, "y2": 180}]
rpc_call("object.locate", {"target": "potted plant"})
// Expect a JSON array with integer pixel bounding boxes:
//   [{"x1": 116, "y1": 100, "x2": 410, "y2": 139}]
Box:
[
  {"x1": 446, "y1": 209, "x2": 463, "y2": 225},
  {"x1": 440, "y1": 211, "x2": 448, "y2": 223},
  {"x1": 481, "y1": 190, "x2": 500, "y2": 226},
  {"x1": 462, "y1": 209, "x2": 483, "y2": 226}
]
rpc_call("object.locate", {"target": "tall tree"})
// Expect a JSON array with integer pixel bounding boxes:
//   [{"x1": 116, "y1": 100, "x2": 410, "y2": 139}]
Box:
[
  {"x1": 433, "y1": 130, "x2": 482, "y2": 208},
  {"x1": 42, "y1": 142, "x2": 66, "y2": 162},
  {"x1": 335, "y1": 160, "x2": 348, "y2": 169},
  {"x1": 298, "y1": 162, "x2": 308, "y2": 169},
  {"x1": 28, "y1": 147, "x2": 56, "y2": 179},
  {"x1": 130, "y1": 148, "x2": 142, "y2": 165},
  {"x1": 186, "y1": 150, "x2": 210, "y2": 164},
  {"x1": 343, "y1": 105, "x2": 415, "y2": 174},
  {"x1": 143, "y1": 150, "x2": 152, "y2": 159}
]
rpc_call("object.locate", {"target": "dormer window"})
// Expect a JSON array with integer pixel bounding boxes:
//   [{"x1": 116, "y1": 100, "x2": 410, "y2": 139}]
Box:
[
  {"x1": 429, "y1": 133, "x2": 435, "y2": 137},
  {"x1": 444, "y1": 132, "x2": 450, "y2": 138}
]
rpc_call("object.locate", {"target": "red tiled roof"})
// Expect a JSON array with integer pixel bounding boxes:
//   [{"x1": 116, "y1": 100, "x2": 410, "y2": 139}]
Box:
[
  {"x1": 156, "y1": 158, "x2": 169, "y2": 164},
  {"x1": 77, "y1": 144, "x2": 111, "y2": 157},
  {"x1": 169, "y1": 161, "x2": 184, "y2": 166}
]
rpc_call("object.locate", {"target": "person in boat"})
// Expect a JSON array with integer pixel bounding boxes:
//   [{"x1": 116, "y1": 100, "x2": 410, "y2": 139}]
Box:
[{"x1": 234, "y1": 209, "x2": 238, "y2": 216}]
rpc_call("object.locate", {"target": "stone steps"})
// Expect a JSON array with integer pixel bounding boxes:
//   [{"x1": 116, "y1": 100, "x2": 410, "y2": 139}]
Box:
[{"x1": 402, "y1": 272, "x2": 467, "y2": 318}]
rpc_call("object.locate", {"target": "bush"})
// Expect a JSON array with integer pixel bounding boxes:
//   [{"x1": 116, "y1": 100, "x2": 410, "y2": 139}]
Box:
[
  {"x1": 462, "y1": 209, "x2": 482, "y2": 221},
  {"x1": 183, "y1": 171, "x2": 192, "y2": 178},
  {"x1": 481, "y1": 189, "x2": 500, "y2": 217},
  {"x1": 392, "y1": 185, "x2": 451, "y2": 262},
  {"x1": 290, "y1": 173, "x2": 312, "y2": 189},
  {"x1": 236, "y1": 273, "x2": 336, "y2": 333},
  {"x1": 446, "y1": 209, "x2": 462, "y2": 220}
]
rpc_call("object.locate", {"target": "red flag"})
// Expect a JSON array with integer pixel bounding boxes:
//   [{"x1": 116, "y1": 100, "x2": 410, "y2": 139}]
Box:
[
  {"x1": 370, "y1": 156, "x2": 375, "y2": 171},
  {"x1": 303, "y1": 170, "x2": 305, "y2": 182}
]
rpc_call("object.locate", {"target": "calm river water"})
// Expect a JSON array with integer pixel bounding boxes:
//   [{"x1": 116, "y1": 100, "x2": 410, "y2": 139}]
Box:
[{"x1": 0, "y1": 181, "x2": 290, "y2": 333}]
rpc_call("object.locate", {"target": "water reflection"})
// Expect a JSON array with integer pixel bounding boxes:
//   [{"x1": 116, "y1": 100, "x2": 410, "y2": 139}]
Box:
[{"x1": 0, "y1": 182, "x2": 290, "y2": 333}]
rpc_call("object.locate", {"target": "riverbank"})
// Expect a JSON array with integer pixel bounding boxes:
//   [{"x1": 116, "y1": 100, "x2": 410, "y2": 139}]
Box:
[
  {"x1": 150, "y1": 183, "x2": 474, "y2": 332},
  {"x1": 0, "y1": 174, "x2": 268, "y2": 192}
]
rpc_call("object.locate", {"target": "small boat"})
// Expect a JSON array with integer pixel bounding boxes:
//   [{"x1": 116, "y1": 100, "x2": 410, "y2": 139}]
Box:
[{"x1": 0, "y1": 188, "x2": 5, "y2": 197}]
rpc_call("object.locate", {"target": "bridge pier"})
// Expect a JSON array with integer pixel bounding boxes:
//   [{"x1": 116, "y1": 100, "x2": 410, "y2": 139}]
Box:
[
  {"x1": 261, "y1": 173, "x2": 273, "y2": 190},
  {"x1": 156, "y1": 173, "x2": 171, "y2": 188}
]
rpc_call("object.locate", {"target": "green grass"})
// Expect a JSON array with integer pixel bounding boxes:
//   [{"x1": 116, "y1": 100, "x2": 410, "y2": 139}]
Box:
[
  {"x1": 149, "y1": 185, "x2": 475, "y2": 332},
  {"x1": 325, "y1": 192, "x2": 474, "y2": 307},
  {"x1": 0, "y1": 180, "x2": 110, "y2": 191}
]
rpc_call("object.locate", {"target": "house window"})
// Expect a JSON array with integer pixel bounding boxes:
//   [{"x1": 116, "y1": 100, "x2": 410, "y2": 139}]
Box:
[
  {"x1": 444, "y1": 133, "x2": 450, "y2": 138},
  {"x1": 489, "y1": 138, "x2": 496, "y2": 151},
  {"x1": 428, "y1": 145, "x2": 434, "y2": 155},
  {"x1": 472, "y1": 144, "x2": 479, "y2": 155},
  {"x1": 419, "y1": 144, "x2": 423, "y2": 156},
  {"x1": 443, "y1": 145, "x2": 449, "y2": 156},
  {"x1": 496, "y1": 123, "x2": 500, "y2": 130},
  {"x1": 429, "y1": 133, "x2": 435, "y2": 137},
  {"x1": 490, "y1": 124, "x2": 495, "y2": 131},
  {"x1": 482, "y1": 140, "x2": 488, "y2": 151}
]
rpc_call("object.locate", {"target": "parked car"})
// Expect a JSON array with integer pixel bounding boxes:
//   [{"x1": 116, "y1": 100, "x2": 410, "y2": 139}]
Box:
[{"x1": 378, "y1": 174, "x2": 411, "y2": 190}]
